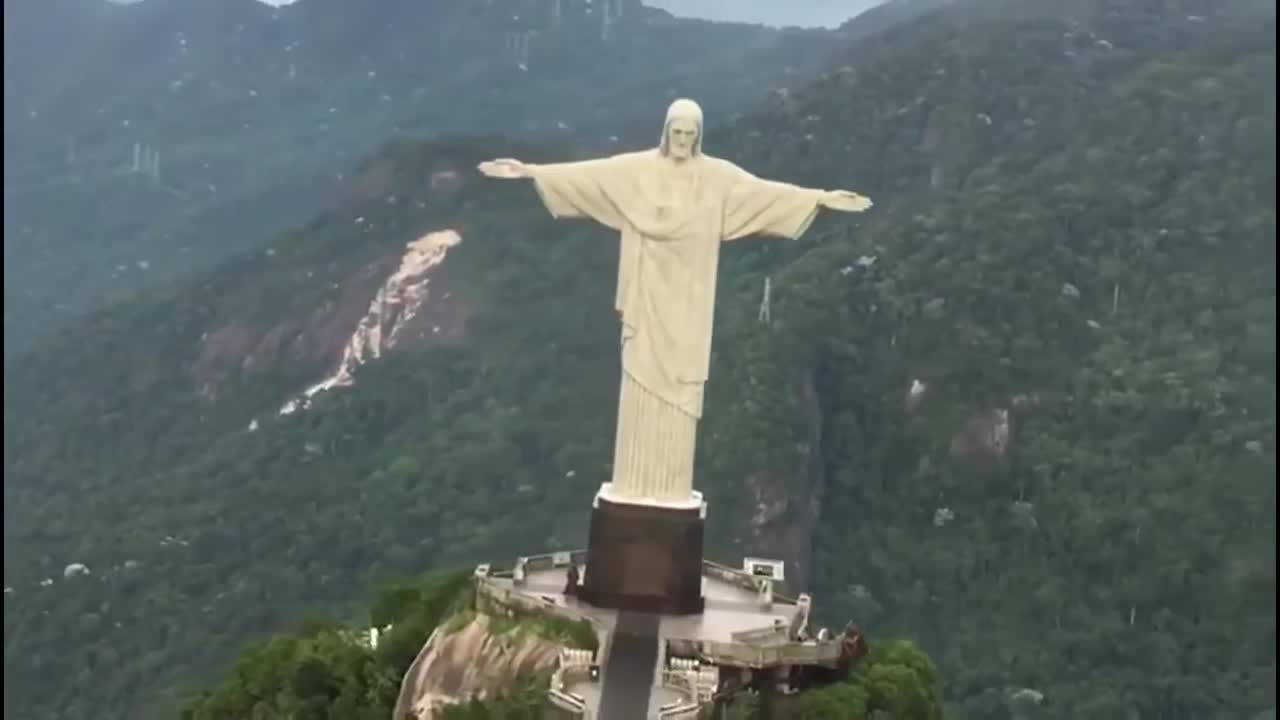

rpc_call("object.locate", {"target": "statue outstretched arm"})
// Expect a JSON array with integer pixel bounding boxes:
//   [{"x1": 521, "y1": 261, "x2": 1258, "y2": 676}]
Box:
[
  {"x1": 477, "y1": 158, "x2": 533, "y2": 179},
  {"x1": 817, "y1": 189, "x2": 873, "y2": 213},
  {"x1": 722, "y1": 167, "x2": 873, "y2": 242},
  {"x1": 478, "y1": 155, "x2": 630, "y2": 231}
]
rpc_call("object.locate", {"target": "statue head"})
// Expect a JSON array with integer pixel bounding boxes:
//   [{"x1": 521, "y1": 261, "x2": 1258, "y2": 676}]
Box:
[{"x1": 659, "y1": 98, "x2": 703, "y2": 161}]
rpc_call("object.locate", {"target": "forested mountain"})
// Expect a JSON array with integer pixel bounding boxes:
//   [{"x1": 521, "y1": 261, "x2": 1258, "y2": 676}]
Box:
[
  {"x1": 3, "y1": 0, "x2": 880, "y2": 351},
  {"x1": 4, "y1": 0, "x2": 1275, "y2": 718}
]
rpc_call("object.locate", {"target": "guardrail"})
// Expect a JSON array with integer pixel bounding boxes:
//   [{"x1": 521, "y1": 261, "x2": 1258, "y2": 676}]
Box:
[
  {"x1": 473, "y1": 554, "x2": 847, "y2": 718},
  {"x1": 730, "y1": 623, "x2": 790, "y2": 645},
  {"x1": 666, "y1": 637, "x2": 844, "y2": 669},
  {"x1": 478, "y1": 559, "x2": 842, "y2": 668},
  {"x1": 656, "y1": 671, "x2": 701, "y2": 719},
  {"x1": 700, "y1": 559, "x2": 799, "y2": 605},
  {"x1": 474, "y1": 574, "x2": 607, "y2": 652},
  {"x1": 548, "y1": 663, "x2": 594, "y2": 718},
  {"x1": 475, "y1": 566, "x2": 609, "y2": 718},
  {"x1": 491, "y1": 553, "x2": 802, "y2": 606}
]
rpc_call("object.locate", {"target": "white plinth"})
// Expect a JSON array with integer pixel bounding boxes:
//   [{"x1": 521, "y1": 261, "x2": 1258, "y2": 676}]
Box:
[{"x1": 594, "y1": 482, "x2": 707, "y2": 516}]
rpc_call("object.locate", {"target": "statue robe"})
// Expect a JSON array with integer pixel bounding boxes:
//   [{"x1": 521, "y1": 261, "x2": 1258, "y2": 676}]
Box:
[{"x1": 530, "y1": 149, "x2": 824, "y2": 502}]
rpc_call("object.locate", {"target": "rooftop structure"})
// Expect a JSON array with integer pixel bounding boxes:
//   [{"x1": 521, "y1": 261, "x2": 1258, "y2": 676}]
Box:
[{"x1": 474, "y1": 551, "x2": 862, "y2": 718}]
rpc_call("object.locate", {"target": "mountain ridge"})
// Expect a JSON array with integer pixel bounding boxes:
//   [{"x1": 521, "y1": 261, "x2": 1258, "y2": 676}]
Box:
[{"x1": 5, "y1": 0, "x2": 901, "y2": 351}]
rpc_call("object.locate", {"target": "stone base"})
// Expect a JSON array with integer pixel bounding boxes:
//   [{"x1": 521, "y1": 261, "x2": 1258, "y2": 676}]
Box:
[{"x1": 579, "y1": 494, "x2": 706, "y2": 615}]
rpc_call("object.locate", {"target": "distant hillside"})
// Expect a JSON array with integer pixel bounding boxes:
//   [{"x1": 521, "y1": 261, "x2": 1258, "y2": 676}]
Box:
[
  {"x1": 4, "y1": 0, "x2": 1275, "y2": 719},
  {"x1": 3, "y1": 0, "x2": 883, "y2": 351}
]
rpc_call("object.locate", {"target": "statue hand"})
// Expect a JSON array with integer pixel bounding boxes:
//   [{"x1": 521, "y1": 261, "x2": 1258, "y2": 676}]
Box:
[
  {"x1": 477, "y1": 158, "x2": 530, "y2": 179},
  {"x1": 821, "y1": 190, "x2": 873, "y2": 213}
]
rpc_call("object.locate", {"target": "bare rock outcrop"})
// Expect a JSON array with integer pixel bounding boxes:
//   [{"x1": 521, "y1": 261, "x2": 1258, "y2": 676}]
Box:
[
  {"x1": 193, "y1": 228, "x2": 468, "y2": 407},
  {"x1": 392, "y1": 613, "x2": 565, "y2": 720}
]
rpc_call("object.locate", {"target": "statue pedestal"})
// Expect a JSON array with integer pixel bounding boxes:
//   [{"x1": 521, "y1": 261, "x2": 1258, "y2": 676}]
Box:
[{"x1": 580, "y1": 484, "x2": 706, "y2": 615}]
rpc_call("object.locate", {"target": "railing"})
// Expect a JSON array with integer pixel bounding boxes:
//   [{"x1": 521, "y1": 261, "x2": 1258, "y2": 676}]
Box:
[
  {"x1": 521, "y1": 550, "x2": 589, "y2": 573},
  {"x1": 656, "y1": 671, "x2": 701, "y2": 719},
  {"x1": 475, "y1": 565, "x2": 609, "y2": 718},
  {"x1": 489, "y1": 560, "x2": 841, "y2": 670},
  {"x1": 666, "y1": 637, "x2": 844, "y2": 669},
  {"x1": 548, "y1": 663, "x2": 594, "y2": 717},
  {"x1": 547, "y1": 689, "x2": 587, "y2": 716},
  {"x1": 700, "y1": 559, "x2": 799, "y2": 605},
  {"x1": 730, "y1": 623, "x2": 790, "y2": 645},
  {"x1": 473, "y1": 555, "x2": 847, "y2": 717},
  {"x1": 474, "y1": 574, "x2": 608, "y2": 653},
  {"x1": 493, "y1": 553, "x2": 802, "y2": 606}
]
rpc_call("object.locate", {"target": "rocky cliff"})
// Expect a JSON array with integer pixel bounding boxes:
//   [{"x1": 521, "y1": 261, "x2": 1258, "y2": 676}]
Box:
[{"x1": 392, "y1": 614, "x2": 566, "y2": 720}]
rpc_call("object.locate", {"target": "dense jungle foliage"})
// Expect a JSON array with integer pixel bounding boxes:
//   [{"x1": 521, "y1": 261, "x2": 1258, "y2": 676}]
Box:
[
  {"x1": 180, "y1": 570, "x2": 471, "y2": 720},
  {"x1": 178, "y1": 569, "x2": 580, "y2": 719},
  {"x1": 3, "y1": 0, "x2": 1275, "y2": 718}
]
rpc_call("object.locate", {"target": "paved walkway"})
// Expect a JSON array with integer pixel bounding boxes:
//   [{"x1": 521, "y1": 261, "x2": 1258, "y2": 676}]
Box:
[{"x1": 598, "y1": 612, "x2": 660, "y2": 720}]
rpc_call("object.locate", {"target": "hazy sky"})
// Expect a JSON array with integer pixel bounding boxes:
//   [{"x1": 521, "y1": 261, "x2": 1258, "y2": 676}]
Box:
[
  {"x1": 109, "y1": 0, "x2": 887, "y2": 29},
  {"x1": 643, "y1": 0, "x2": 888, "y2": 28}
]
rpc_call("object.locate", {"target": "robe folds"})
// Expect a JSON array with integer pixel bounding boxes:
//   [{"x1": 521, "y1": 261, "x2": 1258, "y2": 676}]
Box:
[{"x1": 530, "y1": 150, "x2": 823, "y2": 502}]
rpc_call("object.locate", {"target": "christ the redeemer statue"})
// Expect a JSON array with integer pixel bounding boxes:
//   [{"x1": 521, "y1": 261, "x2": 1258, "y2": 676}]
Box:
[{"x1": 478, "y1": 98, "x2": 871, "y2": 508}]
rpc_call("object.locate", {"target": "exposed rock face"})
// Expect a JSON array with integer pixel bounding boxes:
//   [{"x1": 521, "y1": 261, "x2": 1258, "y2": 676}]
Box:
[
  {"x1": 193, "y1": 259, "x2": 394, "y2": 401},
  {"x1": 192, "y1": 228, "x2": 467, "y2": 406},
  {"x1": 744, "y1": 367, "x2": 827, "y2": 592},
  {"x1": 948, "y1": 407, "x2": 1011, "y2": 471},
  {"x1": 194, "y1": 325, "x2": 261, "y2": 400},
  {"x1": 393, "y1": 614, "x2": 565, "y2": 720},
  {"x1": 281, "y1": 228, "x2": 463, "y2": 414}
]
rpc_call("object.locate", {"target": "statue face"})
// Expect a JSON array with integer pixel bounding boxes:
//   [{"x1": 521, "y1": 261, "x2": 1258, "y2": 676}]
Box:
[{"x1": 666, "y1": 117, "x2": 699, "y2": 160}]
